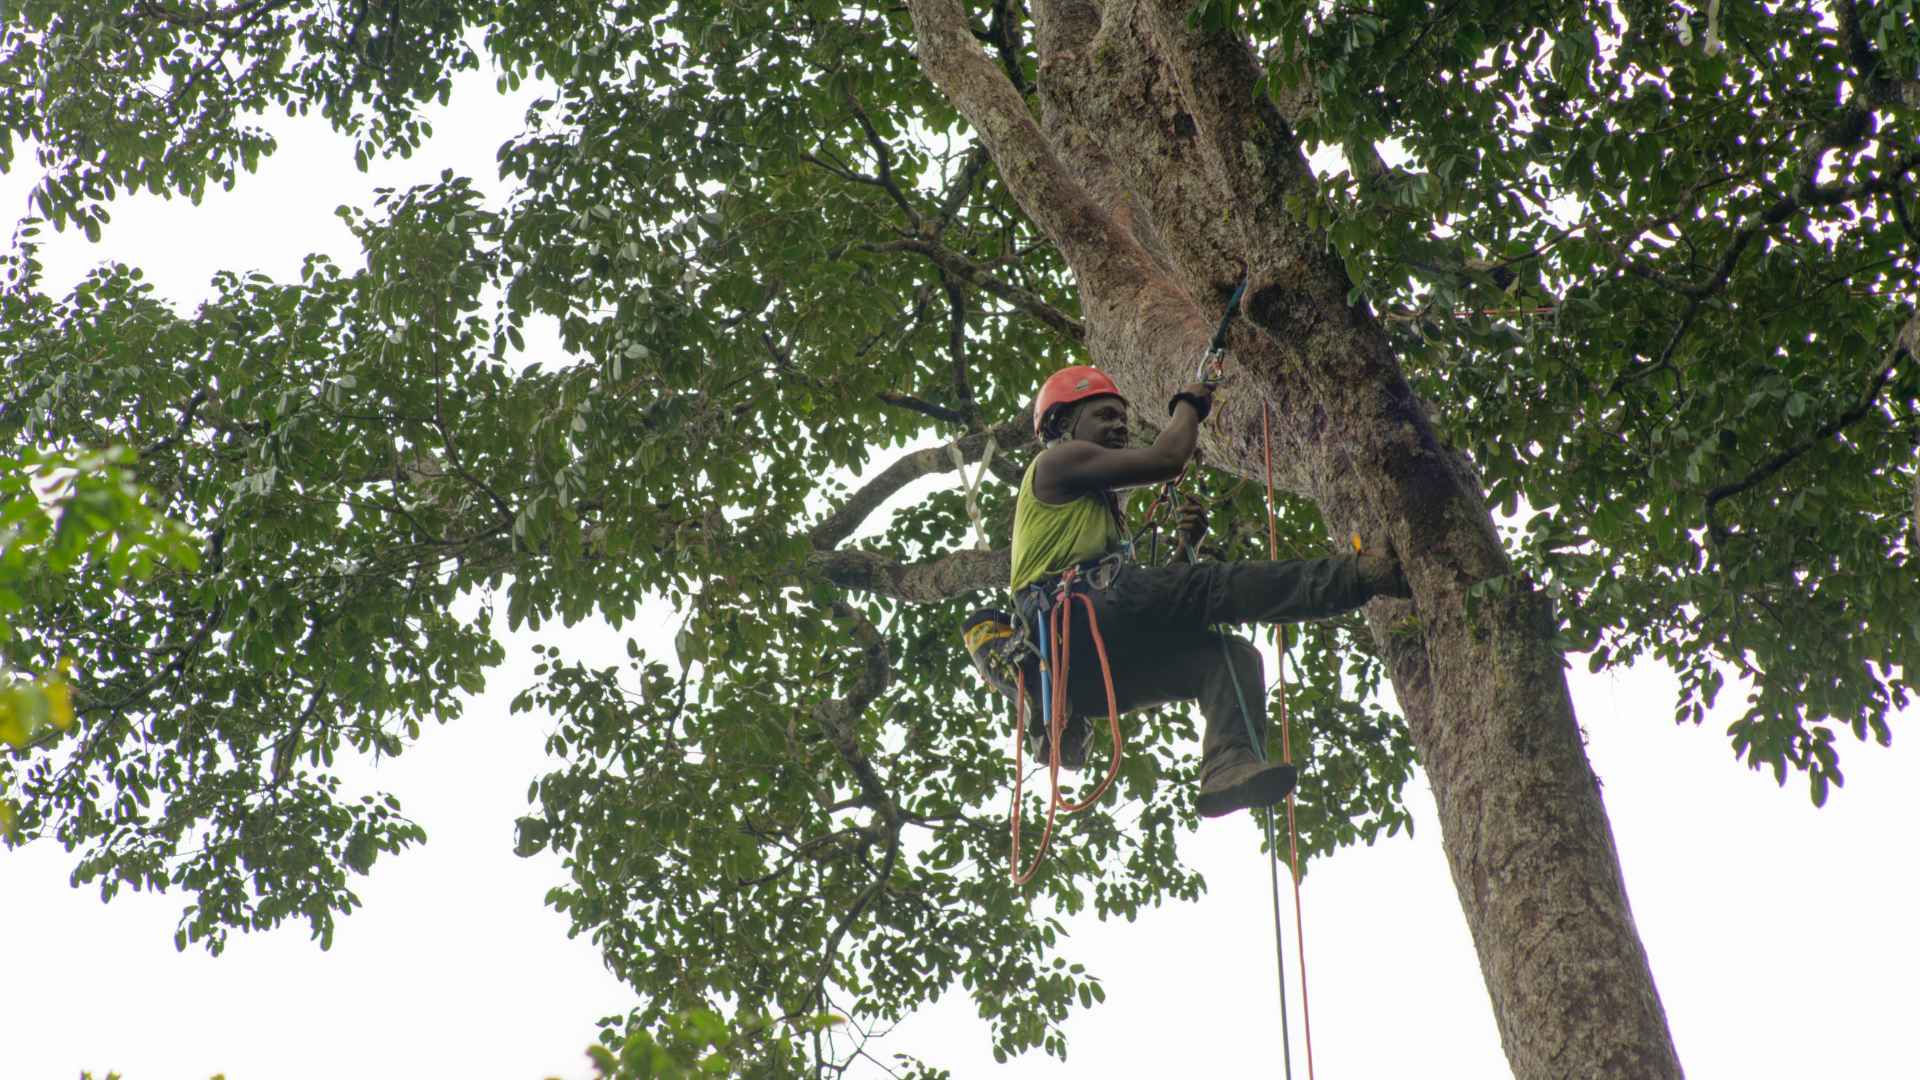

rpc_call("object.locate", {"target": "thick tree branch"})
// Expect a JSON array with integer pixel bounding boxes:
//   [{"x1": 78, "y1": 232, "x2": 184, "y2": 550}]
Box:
[
  {"x1": 906, "y1": 0, "x2": 1154, "y2": 288},
  {"x1": 809, "y1": 417, "x2": 1029, "y2": 550},
  {"x1": 861, "y1": 237, "x2": 1084, "y2": 342},
  {"x1": 810, "y1": 546, "x2": 1008, "y2": 602},
  {"x1": 362, "y1": 433, "x2": 1020, "y2": 607}
]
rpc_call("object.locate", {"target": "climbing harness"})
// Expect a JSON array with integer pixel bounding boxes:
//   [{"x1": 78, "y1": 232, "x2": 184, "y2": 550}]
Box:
[{"x1": 1006, "y1": 559, "x2": 1125, "y2": 885}]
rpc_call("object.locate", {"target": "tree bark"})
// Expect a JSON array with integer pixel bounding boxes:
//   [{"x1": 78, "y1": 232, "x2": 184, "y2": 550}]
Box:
[{"x1": 907, "y1": 1, "x2": 1683, "y2": 1076}]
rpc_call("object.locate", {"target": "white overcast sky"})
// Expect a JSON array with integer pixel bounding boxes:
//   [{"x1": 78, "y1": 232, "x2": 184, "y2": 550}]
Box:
[{"x1": 4, "y1": 54, "x2": 1917, "y2": 1080}]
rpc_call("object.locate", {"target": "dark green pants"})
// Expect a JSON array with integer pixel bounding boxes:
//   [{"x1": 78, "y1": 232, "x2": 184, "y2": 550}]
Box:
[{"x1": 1019, "y1": 555, "x2": 1373, "y2": 768}]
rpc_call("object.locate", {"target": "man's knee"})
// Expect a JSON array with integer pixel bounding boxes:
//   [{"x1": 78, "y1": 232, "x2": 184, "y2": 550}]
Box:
[{"x1": 1217, "y1": 635, "x2": 1263, "y2": 682}]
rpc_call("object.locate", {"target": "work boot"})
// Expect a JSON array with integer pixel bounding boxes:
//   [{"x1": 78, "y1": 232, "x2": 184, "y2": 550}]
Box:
[{"x1": 1196, "y1": 745, "x2": 1296, "y2": 818}]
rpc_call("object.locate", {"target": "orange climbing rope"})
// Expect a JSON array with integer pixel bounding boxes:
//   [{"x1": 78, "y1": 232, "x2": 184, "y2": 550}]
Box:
[
  {"x1": 1009, "y1": 567, "x2": 1124, "y2": 885},
  {"x1": 1264, "y1": 399, "x2": 1316, "y2": 1080}
]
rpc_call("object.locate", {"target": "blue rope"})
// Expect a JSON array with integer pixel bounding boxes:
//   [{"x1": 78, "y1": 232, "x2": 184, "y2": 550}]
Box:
[{"x1": 1036, "y1": 604, "x2": 1052, "y2": 743}]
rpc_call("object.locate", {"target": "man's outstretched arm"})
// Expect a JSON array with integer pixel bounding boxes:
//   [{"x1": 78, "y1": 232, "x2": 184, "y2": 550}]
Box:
[{"x1": 1033, "y1": 382, "x2": 1213, "y2": 501}]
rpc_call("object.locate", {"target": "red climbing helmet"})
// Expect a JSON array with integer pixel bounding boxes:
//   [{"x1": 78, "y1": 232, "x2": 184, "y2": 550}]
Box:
[{"x1": 1032, "y1": 365, "x2": 1126, "y2": 437}]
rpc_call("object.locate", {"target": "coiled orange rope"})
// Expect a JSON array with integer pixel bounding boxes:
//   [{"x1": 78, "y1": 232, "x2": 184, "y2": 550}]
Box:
[{"x1": 1009, "y1": 571, "x2": 1124, "y2": 885}]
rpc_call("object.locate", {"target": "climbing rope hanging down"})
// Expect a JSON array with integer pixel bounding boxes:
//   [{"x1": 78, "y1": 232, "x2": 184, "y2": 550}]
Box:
[
  {"x1": 1262, "y1": 398, "x2": 1316, "y2": 1080},
  {"x1": 1163, "y1": 399, "x2": 1313, "y2": 1080}
]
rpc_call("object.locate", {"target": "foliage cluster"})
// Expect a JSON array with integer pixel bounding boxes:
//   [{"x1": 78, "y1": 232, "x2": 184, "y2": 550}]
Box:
[
  {"x1": 3, "y1": 0, "x2": 1916, "y2": 1071},
  {"x1": 1, "y1": 444, "x2": 197, "y2": 835}
]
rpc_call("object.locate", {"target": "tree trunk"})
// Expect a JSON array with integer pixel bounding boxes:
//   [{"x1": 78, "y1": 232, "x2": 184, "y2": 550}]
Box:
[{"x1": 908, "y1": 2, "x2": 1683, "y2": 1076}]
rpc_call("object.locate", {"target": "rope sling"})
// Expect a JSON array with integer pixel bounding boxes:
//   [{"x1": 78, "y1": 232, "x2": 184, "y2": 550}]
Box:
[{"x1": 1002, "y1": 278, "x2": 1317, "y2": 1077}]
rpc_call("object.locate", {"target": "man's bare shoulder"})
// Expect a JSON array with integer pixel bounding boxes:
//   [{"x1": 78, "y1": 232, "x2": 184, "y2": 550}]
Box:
[{"x1": 1031, "y1": 441, "x2": 1102, "y2": 505}]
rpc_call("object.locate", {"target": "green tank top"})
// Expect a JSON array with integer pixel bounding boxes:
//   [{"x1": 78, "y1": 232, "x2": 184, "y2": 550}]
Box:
[{"x1": 1009, "y1": 456, "x2": 1124, "y2": 593}]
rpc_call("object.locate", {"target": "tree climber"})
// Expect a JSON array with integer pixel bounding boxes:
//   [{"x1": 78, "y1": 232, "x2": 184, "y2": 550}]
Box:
[{"x1": 1002, "y1": 365, "x2": 1412, "y2": 819}]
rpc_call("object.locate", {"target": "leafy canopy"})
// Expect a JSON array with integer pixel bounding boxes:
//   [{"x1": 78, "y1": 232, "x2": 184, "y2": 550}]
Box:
[
  {"x1": 2, "y1": 0, "x2": 1916, "y2": 1070},
  {"x1": 0, "y1": 444, "x2": 197, "y2": 835}
]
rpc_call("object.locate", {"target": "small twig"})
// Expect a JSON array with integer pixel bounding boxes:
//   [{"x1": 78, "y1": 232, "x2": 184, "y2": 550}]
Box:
[
  {"x1": 844, "y1": 93, "x2": 922, "y2": 229},
  {"x1": 1379, "y1": 304, "x2": 1557, "y2": 324},
  {"x1": 939, "y1": 272, "x2": 981, "y2": 429},
  {"x1": 802, "y1": 602, "x2": 902, "y2": 1065},
  {"x1": 427, "y1": 333, "x2": 514, "y2": 531},
  {"x1": 345, "y1": 0, "x2": 372, "y2": 57},
  {"x1": 933, "y1": 144, "x2": 991, "y2": 235},
  {"x1": 861, "y1": 237, "x2": 1083, "y2": 342},
  {"x1": 1894, "y1": 189, "x2": 1920, "y2": 248},
  {"x1": 1615, "y1": 149, "x2": 1920, "y2": 392},
  {"x1": 875, "y1": 390, "x2": 970, "y2": 427},
  {"x1": 132, "y1": 0, "x2": 291, "y2": 37},
  {"x1": 799, "y1": 152, "x2": 879, "y2": 189},
  {"x1": 852, "y1": 280, "x2": 938, "y2": 361},
  {"x1": 139, "y1": 387, "x2": 212, "y2": 459}
]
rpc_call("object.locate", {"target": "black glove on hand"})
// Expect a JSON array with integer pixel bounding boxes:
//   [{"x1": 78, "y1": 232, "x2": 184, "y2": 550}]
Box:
[{"x1": 1168, "y1": 392, "x2": 1212, "y2": 423}]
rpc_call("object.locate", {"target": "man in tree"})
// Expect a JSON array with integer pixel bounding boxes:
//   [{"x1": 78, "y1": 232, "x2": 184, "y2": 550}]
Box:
[{"x1": 1009, "y1": 365, "x2": 1411, "y2": 816}]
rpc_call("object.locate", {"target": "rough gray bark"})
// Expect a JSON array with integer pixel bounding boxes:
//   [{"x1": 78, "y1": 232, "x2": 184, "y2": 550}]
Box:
[{"x1": 907, "y1": 1, "x2": 1684, "y2": 1076}]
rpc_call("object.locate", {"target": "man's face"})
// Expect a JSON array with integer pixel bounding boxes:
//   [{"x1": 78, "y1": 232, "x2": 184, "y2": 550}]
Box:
[{"x1": 1069, "y1": 396, "x2": 1129, "y2": 449}]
